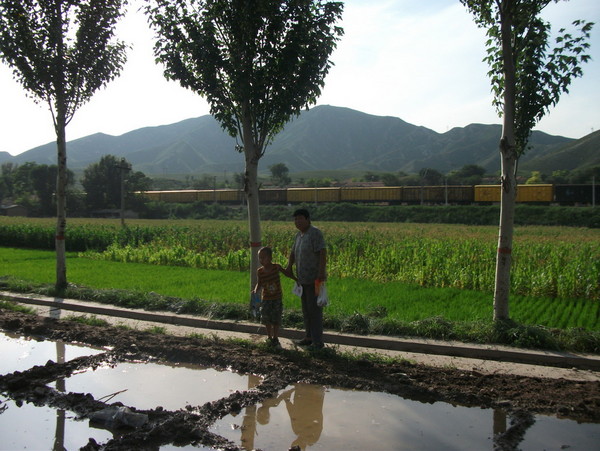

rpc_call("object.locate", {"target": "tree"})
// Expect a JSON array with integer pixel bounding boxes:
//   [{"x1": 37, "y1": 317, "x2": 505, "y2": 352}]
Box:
[
  {"x1": 447, "y1": 164, "x2": 486, "y2": 185},
  {"x1": 146, "y1": 0, "x2": 343, "y2": 287},
  {"x1": 363, "y1": 172, "x2": 380, "y2": 182},
  {"x1": 525, "y1": 170, "x2": 544, "y2": 184},
  {"x1": 381, "y1": 173, "x2": 400, "y2": 186},
  {"x1": 570, "y1": 166, "x2": 600, "y2": 184},
  {"x1": 461, "y1": 0, "x2": 593, "y2": 320},
  {"x1": 30, "y1": 165, "x2": 59, "y2": 216},
  {"x1": 0, "y1": 162, "x2": 16, "y2": 200},
  {"x1": 0, "y1": 162, "x2": 73, "y2": 215},
  {"x1": 22, "y1": 163, "x2": 73, "y2": 216},
  {"x1": 269, "y1": 162, "x2": 291, "y2": 187},
  {"x1": 548, "y1": 169, "x2": 569, "y2": 184},
  {"x1": 306, "y1": 177, "x2": 332, "y2": 187},
  {"x1": 419, "y1": 168, "x2": 443, "y2": 186},
  {"x1": 0, "y1": 0, "x2": 128, "y2": 288},
  {"x1": 233, "y1": 172, "x2": 246, "y2": 190},
  {"x1": 189, "y1": 174, "x2": 219, "y2": 190},
  {"x1": 82, "y1": 155, "x2": 151, "y2": 211}
]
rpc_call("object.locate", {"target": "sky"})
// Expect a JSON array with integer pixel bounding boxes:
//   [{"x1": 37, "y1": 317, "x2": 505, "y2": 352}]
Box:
[{"x1": 1, "y1": 0, "x2": 599, "y2": 157}]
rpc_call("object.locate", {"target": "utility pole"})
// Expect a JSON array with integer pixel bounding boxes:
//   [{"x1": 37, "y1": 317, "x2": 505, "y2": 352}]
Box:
[
  {"x1": 420, "y1": 168, "x2": 429, "y2": 205},
  {"x1": 116, "y1": 158, "x2": 132, "y2": 227},
  {"x1": 213, "y1": 176, "x2": 217, "y2": 204}
]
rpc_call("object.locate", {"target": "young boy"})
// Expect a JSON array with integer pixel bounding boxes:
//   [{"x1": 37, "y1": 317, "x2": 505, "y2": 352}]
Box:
[{"x1": 253, "y1": 246, "x2": 295, "y2": 347}]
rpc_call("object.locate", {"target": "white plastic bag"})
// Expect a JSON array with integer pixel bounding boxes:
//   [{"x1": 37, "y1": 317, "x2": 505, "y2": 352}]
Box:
[
  {"x1": 317, "y1": 283, "x2": 329, "y2": 307},
  {"x1": 292, "y1": 282, "x2": 303, "y2": 297},
  {"x1": 250, "y1": 292, "x2": 261, "y2": 318}
]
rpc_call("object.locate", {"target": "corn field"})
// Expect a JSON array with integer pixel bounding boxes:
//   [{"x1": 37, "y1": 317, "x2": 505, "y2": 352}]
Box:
[{"x1": 0, "y1": 217, "x2": 598, "y2": 301}]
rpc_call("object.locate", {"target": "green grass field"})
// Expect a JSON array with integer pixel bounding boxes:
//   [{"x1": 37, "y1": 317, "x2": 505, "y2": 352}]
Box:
[
  {"x1": 2, "y1": 217, "x2": 598, "y2": 301},
  {"x1": 2, "y1": 246, "x2": 598, "y2": 331}
]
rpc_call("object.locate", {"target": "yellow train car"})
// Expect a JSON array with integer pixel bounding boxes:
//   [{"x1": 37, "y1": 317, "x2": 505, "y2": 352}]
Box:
[
  {"x1": 396, "y1": 186, "x2": 474, "y2": 204},
  {"x1": 516, "y1": 184, "x2": 554, "y2": 202},
  {"x1": 447, "y1": 186, "x2": 475, "y2": 203},
  {"x1": 141, "y1": 190, "x2": 199, "y2": 202},
  {"x1": 474, "y1": 185, "x2": 500, "y2": 203},
  {"x1": 400, "y1": 186, "x2": 443, "y2": 203},
  {"x1": 399, "y1": 186, "x2": 420, "y2": 203},
  {"x1": 139, "y1": 190, "x2": 160, "y2": 202},
  {"x1": 216, "y1": 189, "x2": 244, "y2": 203},
  {"x1": 287, "y1": 187, "x2": 341, "y2": 203},
  {"x1": 474, "y1": 184, "x2": 554, "y2": 203},
  {"x1": 260, "y1": 188, "x2": 287, "y2": 203},
  {"x1": 340, "y1": 186, "x2": 402, "y2": 202},
  {"x1": 193, "y1": 190, "x2": 213, "y2": 202},
  {"x1": 421, "y1": 186, "x2": 446, "y2": 203}
]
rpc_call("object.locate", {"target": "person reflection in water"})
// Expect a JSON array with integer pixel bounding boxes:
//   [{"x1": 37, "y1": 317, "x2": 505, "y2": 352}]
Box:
[
  {"x1": 251, "y1": 383, "x2": 325, "y2": 450},
  {"x1": 282, "y1": 383, "x2": 325, "y2": 450}
]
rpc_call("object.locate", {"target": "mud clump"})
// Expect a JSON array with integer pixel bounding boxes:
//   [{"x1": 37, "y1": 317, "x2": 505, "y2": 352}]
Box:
[{"x1": 1, "y1": 309, "x2": 599, "y2": 450}]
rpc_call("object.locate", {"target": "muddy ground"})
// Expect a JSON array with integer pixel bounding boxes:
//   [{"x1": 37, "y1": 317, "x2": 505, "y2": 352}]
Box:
[{"x1": 1, "y1": 308, "x2": 599, "y2": 450}]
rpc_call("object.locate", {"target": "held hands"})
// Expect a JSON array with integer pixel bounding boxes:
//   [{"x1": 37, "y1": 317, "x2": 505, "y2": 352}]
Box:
[{"x1": 281, "y1": 265, "x2": 297, "y2": 281}]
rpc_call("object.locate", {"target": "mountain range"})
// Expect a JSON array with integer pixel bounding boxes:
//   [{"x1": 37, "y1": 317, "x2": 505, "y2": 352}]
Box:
[{"x1": 2, "y1": 105, "x2": 598, "y2": 176}]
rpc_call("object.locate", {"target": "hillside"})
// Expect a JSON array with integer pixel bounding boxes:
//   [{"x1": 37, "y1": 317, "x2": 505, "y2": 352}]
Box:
[
  {"x1": 3, "y1": 105, "x2": 579, "y2": 175},
  {"x1": 520, "y1": 129, "x2": 600, "y2": 173}
]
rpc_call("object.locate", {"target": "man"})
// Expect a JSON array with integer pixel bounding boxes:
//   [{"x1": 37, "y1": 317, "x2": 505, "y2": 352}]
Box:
[{"x1": 287, "y1": 209, "x2": 327, "y2": 350}]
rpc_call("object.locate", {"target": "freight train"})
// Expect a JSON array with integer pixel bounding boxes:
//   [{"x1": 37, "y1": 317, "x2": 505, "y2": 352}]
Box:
[{"x1": 139, "y1": 184, "x2": 598, "y2": 206}]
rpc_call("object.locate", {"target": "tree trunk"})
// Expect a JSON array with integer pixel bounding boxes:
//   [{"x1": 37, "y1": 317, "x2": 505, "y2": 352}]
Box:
[
  {"x1": 55, "y1": 113, "x2": 68, "y2": 290},
  {"x1": 494, "y1": 0, "x2": 518, "y2": 321},
  {"x1": 241, "y1": 106, "x2": 262, "y2": 290},
  {"x1": 52, "y1": 0, "x2": 67, "y2": 290},
  {"x1": 245, "y1": 155, "x2": 261, "y2": 289},
  {"x1": 494, "y1": 145, "x2": 517, "y2": 320}
]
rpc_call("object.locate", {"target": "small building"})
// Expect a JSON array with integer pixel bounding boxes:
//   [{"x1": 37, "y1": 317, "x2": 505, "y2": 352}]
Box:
[{"x1": 0, "y1": 205, "x2": 28, "y2": 217}]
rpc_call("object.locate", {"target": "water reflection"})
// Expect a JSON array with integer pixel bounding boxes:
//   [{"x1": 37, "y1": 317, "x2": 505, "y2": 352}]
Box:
[
  {"x1": 2, "y1": 333, "x2": 599, "y2": 450},
  {"x1": 53, "y1": 341, "x2": 66, "y2": 451},
  {"x1": 0, "y1": 397, "x2": 114, "y2": 450},
  {"x1": 0, "y1": 331, "x2": 105, "y2": 374},
  {"x1": 215, "y1": 384, "x2": 600, "y2": 451},
  {"x1": 281, "y1": 384, "x2": 325, "y2": 449},
  {"x1": 0, "y1": 338, "x2": 114, "y2": 450},
  {"x1": 240, "y1": 382, "x2": 325, "y2": 450},
  {"x1": 62, "y1": 361, "x2": 255, "y2": 411},
  {"x1": 494, "y1": 409, "x2": 507, "y2": 436}
]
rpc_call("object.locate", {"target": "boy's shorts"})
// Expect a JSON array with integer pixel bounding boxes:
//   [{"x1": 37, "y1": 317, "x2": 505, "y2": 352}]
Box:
[{"x1": 261, "y1": 298, "x2": 283, "y2": 325}]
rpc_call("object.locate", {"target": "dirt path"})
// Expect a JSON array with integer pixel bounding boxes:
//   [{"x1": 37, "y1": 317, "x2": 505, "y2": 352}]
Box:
[
  {"x1": 1, "y1": 305, "x2": 599, "y2": 450},
  {"x1": 4, "y1": 291, "x2": 600, "y2": 381}
]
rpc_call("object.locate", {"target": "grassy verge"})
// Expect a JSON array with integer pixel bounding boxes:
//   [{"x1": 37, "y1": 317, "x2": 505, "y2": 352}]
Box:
[{"x1": 1, "y1": 247, "x2": 599, "y2": 353}]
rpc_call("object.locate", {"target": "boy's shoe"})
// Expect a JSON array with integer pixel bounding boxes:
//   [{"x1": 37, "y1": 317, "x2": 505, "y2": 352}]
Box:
[
  {"x1": 294, "y1": 338, "x2": 312, "y2": 346},
  {"x1": 271, "y1": 337, "x2": 281, "y2": 348},
  {"x1": 307, "y1": 342, "x2": 324, "y2": 351}
]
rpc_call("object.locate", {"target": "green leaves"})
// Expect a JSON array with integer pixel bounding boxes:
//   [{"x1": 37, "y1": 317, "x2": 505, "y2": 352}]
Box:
[
  {"x1": 462, "y1": 0, "x2": 594, "y2": 156},
  {"x1": 0, "y1": 0, "x2": 128, "y2": 126},
  {"x1": 146, "y1": 0, "x2": 343, "y2": 156}
]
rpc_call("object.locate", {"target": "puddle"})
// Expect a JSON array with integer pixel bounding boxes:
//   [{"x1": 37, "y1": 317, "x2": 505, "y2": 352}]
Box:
[
  {"x1": 2, "y1": 333, "x2": 599, "y2": 450},
  {"x1": 60, "y1": 361, "x2": 259, "y2": 411},
  {"x1": 0, "y1": 396, "x2": 215, "y2": 450},
  {"x1": 212, "y1": 383, "x2": 600, "y2": 451},
  {"x1": 0, "y1": 331, "x2": 106, "y2": 374},
  {"x1": 0, "y1": 396, "x2": 114, "y2": 450}
]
